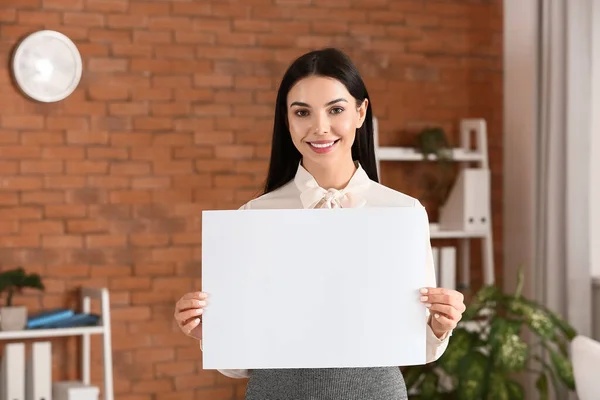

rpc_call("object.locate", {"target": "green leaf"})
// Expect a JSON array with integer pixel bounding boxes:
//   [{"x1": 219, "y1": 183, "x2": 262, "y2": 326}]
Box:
[
  {"x1": 536, "y1": 373, "x2": 549, "y2": 400},
  {"x1": 403, "y1": 365, "x2": 429, "y2": 391},
  {"x1": 506, "y1": 380, "x2": 525, "y2": 400},
  {"x1": 462, "y1": 285, "x2": 502, "y2": 320},
  {"x1": 545, "y1": 308, "x2": 577, "y2": 340},
  {"x1": 488, "y1": 372, "x2": 511, "y2": 400},
  {"x1": 508, "y1": 299, "x2": 555, "y2": 340},
  {"x1": 417, "y1": 127, "x2": 450, "y2": 158},
  {"x1": 489, "y1": 319, "x2": 528, "y2": 372},
  {"x1": 437, "y1": 329, "x2": 475, "y2": 375},
  {"x1": 456, "y1": 351, "x2": 487, "y2": 400},
  {"x1": 547, "y1": 346, "x2": 575, "y2": 390},
  {"x1": 487, "y1": 373, "x2": 524, "y2": 400},
  {"x1": 420, "y1": 372, "x2": 440, "y2": 400}
]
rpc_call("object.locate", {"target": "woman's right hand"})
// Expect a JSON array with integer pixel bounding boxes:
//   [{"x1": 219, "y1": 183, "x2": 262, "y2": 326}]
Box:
[{"x1": 174, "y1": 291, "x2": 208, "y2": 340}]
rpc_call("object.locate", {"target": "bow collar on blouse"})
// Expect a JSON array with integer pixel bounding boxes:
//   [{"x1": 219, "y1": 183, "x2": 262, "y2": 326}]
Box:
[{"x1": 294, "y1": 162, "x2": 371, "y2": 209}]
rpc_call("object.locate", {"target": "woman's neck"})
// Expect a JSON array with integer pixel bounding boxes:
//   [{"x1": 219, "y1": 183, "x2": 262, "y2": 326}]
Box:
[{"x1": 302, "y1": 157, "x2": 357, "y2": 190}]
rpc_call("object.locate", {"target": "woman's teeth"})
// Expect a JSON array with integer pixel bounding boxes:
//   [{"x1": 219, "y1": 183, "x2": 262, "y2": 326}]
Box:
[{"x1": 310, "y1": 142, "x2": 335, "y2": 148}]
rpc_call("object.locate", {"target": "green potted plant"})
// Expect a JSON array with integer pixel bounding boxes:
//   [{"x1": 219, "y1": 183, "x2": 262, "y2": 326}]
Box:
[
  {"x1": 415, "y1": 127, "x2": 454, "y2": 212},
  {"x1": 0, "y1": 267, "x2": 45, "y2": 331},
  {"x1": 403, "y1": 269, "x2": 577, "y2": 399}
]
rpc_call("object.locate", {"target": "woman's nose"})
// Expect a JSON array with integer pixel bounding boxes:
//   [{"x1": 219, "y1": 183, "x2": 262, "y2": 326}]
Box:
[{"x1": 313, "y1": 115, "x2": 330, "y2": 135}]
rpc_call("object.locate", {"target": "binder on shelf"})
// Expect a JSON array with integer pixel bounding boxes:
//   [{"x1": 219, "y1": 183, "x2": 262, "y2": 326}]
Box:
[
  {"x1": 35, "y1": 313, "x2": 100, "y2": 329},
  {"x1": 438, "y1": 168, "x2": 491, "y2": 232},
  {"x1": 27, "y1": 309, "x2": 74, "y2": 329},
  {"x1": 1, "y1": 342, "x2": 25, "y2": 400},
  {"x1": 439, "y1": 247, "x2": 457, "y2": 290},
  {"x1": 53, "y1": 382, "x2": 99, "y2": 400},
  {"x1": 26, "y1": 341, "x2": 52, "y2": 400}
]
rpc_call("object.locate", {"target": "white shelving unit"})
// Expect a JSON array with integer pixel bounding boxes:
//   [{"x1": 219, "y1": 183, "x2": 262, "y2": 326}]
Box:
[
  {"x1": 373, "y1": 118, "x2": 495, "y2": 289},
  {"x1": 0, "y1": 287, "x2": 114, "y2": 400}
]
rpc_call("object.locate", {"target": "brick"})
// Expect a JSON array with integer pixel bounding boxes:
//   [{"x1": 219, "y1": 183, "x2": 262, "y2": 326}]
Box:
[
  {"x1": 18, "y1": 10, "x2": 60, "y2": 24},
  {"x1": 0, "y1": 206, "x2": 42, "y2": 220},
  {"x1": 86, "y1": 234, "x2": 127, "y2": 248},
  {"x1": 3, "y1": 235, "x2": 39, "y2": 248},
  {"x1": 88, "y1": 84, "x2": 129, "y2": 100},
  {"x1": 44, "y1": 205, "x2": 87, "y2": 218},
  {"x1": 42, "y1": 235, "x2": 83, "y2": 248},
  {"x1": 132, "y1": 177, "x2": 171, "y2": 189},
  {"x1": 42, "y1": 0, "x2": 83, "y2": 9},
  {"x1": 66, "y1": 161, "x2": 109, "y2": 174},
  {"x1": 196, "y1": 387, "x2": 235, "y2": 400},
  {"x1": 67, "y1": 131, "x2": 109, "y2": 145},
  {"x1": 42, "y1": 147, "x2": 85, "y2": 160},
  {"x1": 88, "y1": 57, "x2": 129, "y2": 72},
  {"x1": 109, "y1": 190, "x2": 152, "y2": 204},
  {"x1": 134, "y1": 30, "x2": 172, "y2": 44},
  {"x1": 67, "y1": 219, "x2": 109, "y2": 233},
  {"x1": 21, "y1": 191, "x2": 65, "y2": 205},
  {"x1": 86, "y1": 0, "x2": 128, "y2": 12},
  {"x1": 44, "y1": 176, "x2": 86, "y2": 189},
  {"x1": 0, "y1": 9, "x2": 17, "y2": 21},
  {"x1": 1, "y1": 176, "x2": 43, "y2": 190},
  {"x1": 110, "y1": 162, "x2": 151, "y2": 175},
  {"x1": 0, "y1": 193, "x2": 19, "y2": 205},
  {"x1": 63, "y1": 12, "x2": 105, "y2": 26},
  {"x1": 87, "y1": 147, "x2": 129, "y2": 160},
  {"x1": 111, "y1": 306, "x2": 152, "y2": 321}
]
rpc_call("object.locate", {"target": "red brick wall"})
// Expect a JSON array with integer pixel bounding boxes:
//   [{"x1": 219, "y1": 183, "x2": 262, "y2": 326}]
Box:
[{"x1": 0, "y1": 1, "x2": 502, "y2": 399}]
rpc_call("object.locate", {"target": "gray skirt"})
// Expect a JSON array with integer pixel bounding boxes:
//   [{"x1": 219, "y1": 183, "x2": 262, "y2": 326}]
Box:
[{"x1": 244, "y1": 367, "x2": 408, "y2": 400}]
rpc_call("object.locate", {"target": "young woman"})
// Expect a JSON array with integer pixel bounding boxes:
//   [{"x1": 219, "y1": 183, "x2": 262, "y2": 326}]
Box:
[{"x1": 174, "y1": 48, "x2": 466, "y2": 399}]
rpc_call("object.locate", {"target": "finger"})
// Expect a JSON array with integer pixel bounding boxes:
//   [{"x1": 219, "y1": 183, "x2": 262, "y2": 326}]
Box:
[
  {"x1": 176, "y1": 299, "x2": 207, "y2": 313},
  {"x1": 182, "y1": 317, "x2": 201, "y2": 335},
  {"x1": 175, "y1": 308, "x2": 204, "y2": 323},
  {"x1": 420, "y1": 289, "x2": 463, "y2": 306},
  {"x1": 420, "y1": 293, "x2": 456, "y2": 306},
  {"x1": 181, "y1": 291, "x2": 209, "y2": 301},
  {"x1": 431, "y1": 312, "x2": 457, "y2": 331},
  {"x1": 427, "y1": 303, "x2": 461, "y2": 322},
  {"x1": 421, "y1": 287, "x2": 463, "y2": 300}
]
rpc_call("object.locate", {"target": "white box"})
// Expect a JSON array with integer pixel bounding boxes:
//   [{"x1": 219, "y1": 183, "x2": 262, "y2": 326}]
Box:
[
  {"x1": 52, "y1": 382, "x2": 98, "y2": 400},
  {"x1": 26, "y1": 341, "x2": 52, "y2": 400},
  {"x1": 1, "y1": 342, "x2": 25, "y2": 400},
  {"x1": 438, "y1": 168, "x2": 491, "y2": 232}
]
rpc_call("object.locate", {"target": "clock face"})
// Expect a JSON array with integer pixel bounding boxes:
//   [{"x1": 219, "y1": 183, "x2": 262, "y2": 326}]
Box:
[{"x1": 12, "y1": 30, "x2": 83, "y2": 103}]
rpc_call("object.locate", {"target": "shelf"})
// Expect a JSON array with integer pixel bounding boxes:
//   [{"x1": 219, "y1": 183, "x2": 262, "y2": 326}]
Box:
[
  {"x1": 0, "y1": 325, "x2": 105, "y2": 340},
  {"x1": 377, "y1": 147, "x2": 485, "y2": 162},
  {"x1": 430, "y1": 229, "x2": 487, "y2": 239}
]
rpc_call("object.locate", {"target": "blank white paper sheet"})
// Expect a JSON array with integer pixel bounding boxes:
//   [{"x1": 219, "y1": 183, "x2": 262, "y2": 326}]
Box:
[{"x1": 201, "y1": 207, "x2": 429, "y2": 370}]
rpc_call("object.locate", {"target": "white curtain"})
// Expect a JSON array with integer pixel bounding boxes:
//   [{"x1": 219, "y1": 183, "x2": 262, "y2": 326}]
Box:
[
  {"x1": 537, "y1": 0, "x2": 592, "y2": 340},
  {"x1": 504, "y1": 0, "x2": 594, "y2": 397}
]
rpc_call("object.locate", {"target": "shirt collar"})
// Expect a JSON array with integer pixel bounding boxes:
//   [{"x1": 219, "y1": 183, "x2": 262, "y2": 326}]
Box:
[{"x1": 293, "y1": 161, "x2": 371, "y2": 209}]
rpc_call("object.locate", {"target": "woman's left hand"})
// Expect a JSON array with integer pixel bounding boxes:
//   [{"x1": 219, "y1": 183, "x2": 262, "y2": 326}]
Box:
[{"x1": 420, "y1": 287, "x2": 466, "y2": 338}]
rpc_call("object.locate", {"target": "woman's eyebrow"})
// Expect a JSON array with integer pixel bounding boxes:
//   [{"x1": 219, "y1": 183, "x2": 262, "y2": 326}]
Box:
[{"x1": 289, "y1": 98, "x2": 348, "y2": 108}]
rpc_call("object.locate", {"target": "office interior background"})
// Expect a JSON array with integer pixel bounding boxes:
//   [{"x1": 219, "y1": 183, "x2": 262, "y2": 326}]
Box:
[{"x1": 0, "y1": 0, "x2": 598, "y2": 399}]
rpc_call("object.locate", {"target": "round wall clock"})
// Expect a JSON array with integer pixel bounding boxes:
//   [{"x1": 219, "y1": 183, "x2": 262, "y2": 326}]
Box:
[{"x1": 11, "y1": 30, "x2": 83, "y2": 103}]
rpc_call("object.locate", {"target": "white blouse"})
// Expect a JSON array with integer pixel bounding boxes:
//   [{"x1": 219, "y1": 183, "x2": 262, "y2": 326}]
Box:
[{"x1": 210, "y1": 162, "x2": 451, "y2": 379}]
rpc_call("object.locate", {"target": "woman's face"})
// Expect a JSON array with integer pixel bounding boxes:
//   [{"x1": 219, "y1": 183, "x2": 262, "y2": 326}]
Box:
[{"x1": 286, "y1": 75, "x2": 368, "y2": 170}]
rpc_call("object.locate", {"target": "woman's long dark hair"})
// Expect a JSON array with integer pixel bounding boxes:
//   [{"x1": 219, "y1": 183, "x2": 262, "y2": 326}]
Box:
[{"x1": 262, "y1": 47, "x2": 379, "y2": 195}]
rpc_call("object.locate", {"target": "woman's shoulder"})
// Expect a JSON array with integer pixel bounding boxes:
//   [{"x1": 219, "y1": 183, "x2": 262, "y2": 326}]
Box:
[
  {"x1": 365, "y1": 181, "x2": 424, "y2": 208},
  {"x1": 238, "y1": 180, "x2": 300, "y2": 210}
]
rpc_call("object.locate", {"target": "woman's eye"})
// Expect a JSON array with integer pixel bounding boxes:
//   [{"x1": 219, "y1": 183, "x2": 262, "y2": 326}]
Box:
[
  {"x1": 295, "y1": 109, "x2": 309, "y2": 117},
  {"x1": 330, "y1": 107, "x2": 344, "y2": 114}
]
